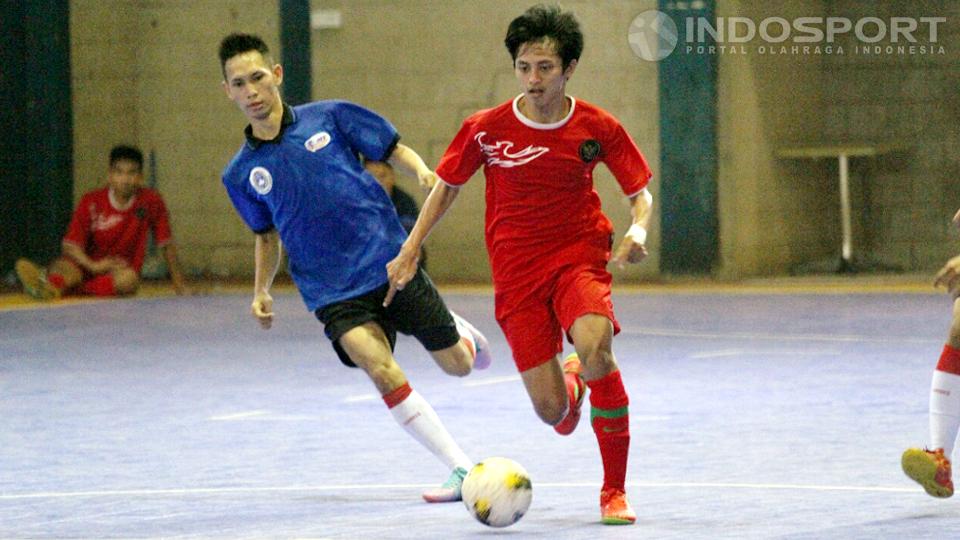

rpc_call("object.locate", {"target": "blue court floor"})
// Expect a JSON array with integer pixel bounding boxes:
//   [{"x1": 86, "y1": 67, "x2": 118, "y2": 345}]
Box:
[{"x1": 2, "y1": 285, "x2": 960, "y2": 539}]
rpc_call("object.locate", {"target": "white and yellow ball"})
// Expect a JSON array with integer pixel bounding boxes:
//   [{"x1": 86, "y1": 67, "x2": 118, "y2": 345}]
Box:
[{"x1": 461, "y1": 457, "x2": 533, "y2": 528}]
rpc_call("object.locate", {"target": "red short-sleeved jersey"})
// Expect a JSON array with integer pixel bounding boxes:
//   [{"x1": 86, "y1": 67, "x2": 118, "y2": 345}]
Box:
[
  {"x1": 436, "y1": 95, "x2": 652, "y2": 290},
  {"x1": 62, "y1": 186, "x2": 173, "y2": 273}
]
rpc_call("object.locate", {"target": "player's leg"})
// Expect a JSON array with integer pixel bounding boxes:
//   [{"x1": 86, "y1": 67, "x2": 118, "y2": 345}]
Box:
[
  {"x1": 319, "y1": 294, "x2": 473, "y2": 503},
  {"x1": 15, "y1": 257, "x2": 79, "y2": 300},
  {"x1": 496, "y1": 300, "x2": 570, "y2": 425},
  {"x1": 76, "y1": 266, "x2": 138, "y2": 297},
  {"x1": 338, "y1": 322, "x2": 473, "y2": 502},
  {"x1": 902, "y1": 296, "x2": 960, "y2": 498},
  {"x1": 47, "y1": 257, "x2": 84, "y2": 293},
  {"x1": 388, "y1": 268, "x2": 491, "y2": 375},
  {"x1": 519, "y1": 358, "x2": 569, "y2": 425},
  {"x1": 111, "y1": 267, "x2": 140, "y2": 295},
  {"x1": 559, "y1": 264, "x2": 635, "y2": 525},
  {"x1": 568, "y1": 315, "x2": 635, "y2": 524},
  {"x1": 932, "y1": 298, "x2": 960, "y2": 459}
]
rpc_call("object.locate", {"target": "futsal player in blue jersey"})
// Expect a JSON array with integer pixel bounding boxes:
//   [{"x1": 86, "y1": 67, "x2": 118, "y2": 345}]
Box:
[{"x1": 218, "y1": 33, "x2": 491, "y2": 503}]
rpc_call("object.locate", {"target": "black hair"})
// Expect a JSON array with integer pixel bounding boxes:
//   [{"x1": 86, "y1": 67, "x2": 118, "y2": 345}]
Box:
[
  {"x1": 504, "y1": 4, "x2": 583, "y2": 70},
  {"x1": 109, "y1": 145, "x2": 143, "y2": 170},
  {"x1": 218, "y1": 32, "x2": 271, "y2": 76}
]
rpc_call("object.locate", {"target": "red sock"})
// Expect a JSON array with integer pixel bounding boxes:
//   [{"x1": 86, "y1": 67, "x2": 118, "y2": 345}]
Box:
[
  {"x1": 382, "y1": 382, "x2": 413, "y2": 409},
  {"x1": 47, "y1": 273, "x2": 66, "y2": 291},
  {"x1": 937, "y1": 344, "x2": 960, "y2": 375},
  {"x1": 80, "y1": 275, "x2": 115, "y2": 296},
  {"x1": 587, "y1": 370, "x2": 630, "y2": 492}
]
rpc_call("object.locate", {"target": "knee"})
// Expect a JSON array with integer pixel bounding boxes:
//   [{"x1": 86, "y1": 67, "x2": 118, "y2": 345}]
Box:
[
  {"x1": 571, "y1": 316, "x2": 616, "y2": 370},
  {"x1": 113, "y1": 269, "x2": 139, "y2": 295},
  {"x1": 531, "y1": 394, "x2": 568, "y2": 426},
  {"x1": 577, "y1": 345, "x2": 617, "y2": 380}
]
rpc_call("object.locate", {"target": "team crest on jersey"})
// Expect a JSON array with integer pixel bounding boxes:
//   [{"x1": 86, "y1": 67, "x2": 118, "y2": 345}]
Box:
[
  {"x1": 249, "y1": 167, "x2": 273, "y2": 195},
  {"x1": 579, "y1": 139, "x2": 601, "y2": 163},
  {"x1": 304, "y1": 131, "x2": 331, "y2": 152},
  {"x1": 475, "y1": 131, "x2": 549, "y2": 168}
]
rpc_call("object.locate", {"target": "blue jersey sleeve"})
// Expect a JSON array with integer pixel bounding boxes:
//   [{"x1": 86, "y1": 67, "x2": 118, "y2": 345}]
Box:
[
  {"x1": 223, "y1": 177, "x2": 275, "y2": 234},
  {"x1": 331, "y1": 101, "x2": 400, "y2": 161}
]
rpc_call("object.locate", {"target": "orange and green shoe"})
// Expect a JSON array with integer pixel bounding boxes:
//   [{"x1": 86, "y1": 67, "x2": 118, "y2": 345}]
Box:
[
  {"x1": 600, "y1": 487, "x2": 637, "y2": 525},
  {"x1": 554, "y1": 353, "x2": 586, "y2": 436},
  {"x1": 902, "y1": 447, "x2": 954, "y2": 498}
]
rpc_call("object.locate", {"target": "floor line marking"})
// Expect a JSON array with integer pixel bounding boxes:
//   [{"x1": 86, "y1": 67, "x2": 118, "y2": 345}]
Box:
[
  {"x1": 688, "y1": 349, "x2": 840, "y2": 359},
  {"x1": 462, "y1": 375, "x2": 521, "y2": 387},
  {"x1": 343, "y1": 394, "x2": 379, "y2": 403},
  {"x1": 626, "y1": 327, "x2": 939, "y2": 344},
  {"x1": 208, "y1": 410, "x2": 271, "y2": 421},
  {"x1": 0, "y1": 481, "x2": 917, "y2": 500}
]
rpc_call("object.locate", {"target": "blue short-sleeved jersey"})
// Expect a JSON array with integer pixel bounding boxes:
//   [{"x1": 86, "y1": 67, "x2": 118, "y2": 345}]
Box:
[{"x1": 222, "y1": 100, "x2": 407, "y2": 312}]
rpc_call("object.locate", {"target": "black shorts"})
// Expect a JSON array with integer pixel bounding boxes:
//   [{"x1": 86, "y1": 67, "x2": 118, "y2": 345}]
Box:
[{"x1": 315, "y1": 268, "x2": 460, "y2": 367}]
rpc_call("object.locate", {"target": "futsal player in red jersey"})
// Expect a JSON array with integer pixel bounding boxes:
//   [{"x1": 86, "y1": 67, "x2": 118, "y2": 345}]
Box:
[
  {"x1": 386, "y1": 5, "x2": 652, "y2": 524},
  {"x1": 15, "y1": 145, "x2": 187, "y2": 299},
  {"x1": 902, "y1": 209, "x2": 960, "y2": 498}
]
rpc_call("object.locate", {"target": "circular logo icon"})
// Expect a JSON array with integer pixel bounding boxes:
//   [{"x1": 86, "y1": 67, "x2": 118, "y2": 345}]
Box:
[
  {"x1": 249, "y1": 166, "x2": 273, "y2": 195},
  {"x1": 628, "y1": 10, "x2": 679, "y2": 61}
]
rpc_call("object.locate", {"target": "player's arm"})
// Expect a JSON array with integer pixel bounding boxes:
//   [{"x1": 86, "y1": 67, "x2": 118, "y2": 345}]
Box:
[
  {"x1": 384, "y1": 182, "x2": 460, "y2": 307},
  {"x1": 252, "y1": 229, "x2": 281, "y2": 329},
  {"x1": 612, "y1": 188, "x2": 654, "y2": 269},
  {"x1": 935, "y1": 254, "x2": 960, "y2": 297},
  {"x1": 387, "y1": 143, "x2": 438, "y2": 190},
  {"x1": 160, "y1": 242, "x2": 188, "y2": 295},
  {"x1": 938, "y1": 208, "x2": 960, "y2": 295}
]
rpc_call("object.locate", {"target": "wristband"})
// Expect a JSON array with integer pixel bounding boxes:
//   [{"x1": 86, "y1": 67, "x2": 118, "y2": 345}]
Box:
[{"x1": 626, "y1": 223, "x2": 647, "y2": 245}]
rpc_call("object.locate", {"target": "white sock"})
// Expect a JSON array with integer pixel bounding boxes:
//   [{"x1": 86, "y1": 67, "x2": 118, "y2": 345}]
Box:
[
  {"x1": 930, "y1": 370, "x2": 960, "y2": 457},
  {"x1": 389, "y1": 389, "x2": 472, "y2": 471}
]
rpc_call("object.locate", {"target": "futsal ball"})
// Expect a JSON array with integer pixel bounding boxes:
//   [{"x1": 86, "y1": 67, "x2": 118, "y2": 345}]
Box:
[{"x1": 461, "y1": 457, "x2": 533, "y2": 528}]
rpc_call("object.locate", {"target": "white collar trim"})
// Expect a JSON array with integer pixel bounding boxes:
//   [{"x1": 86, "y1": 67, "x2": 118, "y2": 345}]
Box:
[
  {"x1": 108, "y1": 188, "x2": 137, "y2": 211},
  {"x1": 512, "y1": 94, "x2": 576, "y2": 130}
]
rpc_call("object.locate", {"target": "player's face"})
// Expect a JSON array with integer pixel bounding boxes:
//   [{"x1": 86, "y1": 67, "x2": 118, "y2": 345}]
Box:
[
  {"x1": 514, "y1": 40, "x2": 577, "y2": 107},
  {"x1": 222, "y1": 51, "x2": 283, "y2": 121},
  {"x1": 107, "y1": 159, "x2": 143, "y2": 200}
]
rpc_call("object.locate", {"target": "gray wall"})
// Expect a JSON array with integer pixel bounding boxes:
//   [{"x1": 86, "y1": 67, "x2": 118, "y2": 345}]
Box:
[
  {"x1": 67, "y1": 1, "x2": 959, "y2": 281},
  {"x1": 717, "y1": 0, "x2": 835, "y2": 277},
  {"x1": 822, "y1": 0, "x2": 960, "y2": 271}
]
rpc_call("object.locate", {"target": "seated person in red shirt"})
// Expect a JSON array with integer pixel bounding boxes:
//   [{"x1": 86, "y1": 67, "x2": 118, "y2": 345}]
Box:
[{"x1": 16, "y1": 145, "x2": 186, "y2": 299}]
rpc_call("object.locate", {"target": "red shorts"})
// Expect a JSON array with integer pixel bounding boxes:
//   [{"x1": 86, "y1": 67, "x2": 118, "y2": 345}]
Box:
[{"x1": 495, "y1": 261, "x2": 620, "y2": 372}]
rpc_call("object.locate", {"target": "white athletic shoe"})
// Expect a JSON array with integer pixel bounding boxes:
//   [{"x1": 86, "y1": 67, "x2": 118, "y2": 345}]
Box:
[
  {"x1": 452, "y1": 312, "x2": 492, "y2": 370},
  {"x1": 422, "y1": 466, "x2": 467, "y2": 503}
]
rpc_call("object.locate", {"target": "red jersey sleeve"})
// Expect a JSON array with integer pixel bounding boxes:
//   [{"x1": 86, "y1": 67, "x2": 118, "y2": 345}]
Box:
[
  {"x1": 62, "y1": 193, "x2": 92, "y2": 250},
  {"x1": 600, "y1": 116, "x2": 652, "y2": 197},
  {"x1": 146, "y1": 190, "x2": 173, "y2": 246},
  {"x1": 436, "y1": 117, "x2": 484, "y2": 186}
]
